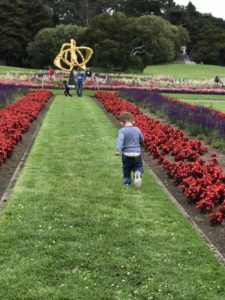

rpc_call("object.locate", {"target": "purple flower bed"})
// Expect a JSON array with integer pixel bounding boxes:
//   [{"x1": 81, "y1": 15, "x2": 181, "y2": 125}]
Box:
[
  {"x1": 85, "y1": 84, "x2": 225, "y2": 95},
  {"x1": 0, "y1": 81, "x2": 58, "y2": 90},
  {"x1": 0, "y1": 84, "x2": 17, "y2": 102},
  {"x1": 120, "y1": 88, "x2": 225, "y2": 139},
  {"x1": 0, "y1": 83, "x2": 28, "y2": 108}
]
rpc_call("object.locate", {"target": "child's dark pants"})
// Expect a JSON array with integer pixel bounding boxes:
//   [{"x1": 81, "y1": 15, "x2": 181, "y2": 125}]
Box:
[
  {"x1": 122, "y1": 154, "x2": 143, "y2": 185},
  {"x1": 64, "y1": 88, "x2": 72, "y2": 97}
]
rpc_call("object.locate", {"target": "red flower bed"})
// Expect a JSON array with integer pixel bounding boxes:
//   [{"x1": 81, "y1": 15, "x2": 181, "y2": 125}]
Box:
[
  {"x1": 0, "y1": 90, "x2": 53, "y2": 165},
  {"x1": 95, "y1": 91, "x2": 225, "y2": 225}
]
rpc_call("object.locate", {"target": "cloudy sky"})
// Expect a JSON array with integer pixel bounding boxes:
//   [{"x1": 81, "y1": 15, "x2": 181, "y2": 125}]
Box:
[{"x1": 175, "y1": 0, "x2": 225, "y2": 20}]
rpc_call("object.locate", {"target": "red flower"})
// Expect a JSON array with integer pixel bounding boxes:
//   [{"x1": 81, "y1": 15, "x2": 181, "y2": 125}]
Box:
[
  {"x1": 0, "y1": 90, "x2": 52, "y2": 166},
  {"x1": 209, "y1": 212, "x2": 223, "y2": 225}
]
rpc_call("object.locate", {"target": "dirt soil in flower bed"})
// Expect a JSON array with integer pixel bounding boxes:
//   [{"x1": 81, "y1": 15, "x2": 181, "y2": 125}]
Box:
[
  {"x1": 0, "y1": 97, "x2": 54, "y2": 211},
  {"x1": 93, "y1": 97, "x2": 225, "y2": 264}
]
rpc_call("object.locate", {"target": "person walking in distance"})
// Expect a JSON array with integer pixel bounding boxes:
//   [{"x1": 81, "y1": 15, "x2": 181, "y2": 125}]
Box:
[
  {"x1": 76, "y1": 68, "x2": 86, "y2": 97},
  {"x1": 48, "y1": 66, "x2": 54, "y2": 80},
  {"x1": 114, "y1": 111, "x2": 144, "y2": 188}
]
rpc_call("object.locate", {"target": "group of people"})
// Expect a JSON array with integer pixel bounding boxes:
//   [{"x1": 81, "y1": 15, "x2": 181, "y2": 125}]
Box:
[
  {"x1": 63, "y1": 70, "x2": 86, "y2": 98},
  {"x1": 63, "y1": 69, "x2": 86, "y2": 98},
  {"x1": 48, "y1": 66, "x2": 87, "y2": 97}
]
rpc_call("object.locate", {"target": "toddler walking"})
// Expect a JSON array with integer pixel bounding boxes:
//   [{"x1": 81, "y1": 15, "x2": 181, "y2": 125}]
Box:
[
  {"x1": 63, "y1": 80, "x2": 73, "y2": 97},
  {"x1": 115, "y1": 111, "x2": 144, "y2": 187}
]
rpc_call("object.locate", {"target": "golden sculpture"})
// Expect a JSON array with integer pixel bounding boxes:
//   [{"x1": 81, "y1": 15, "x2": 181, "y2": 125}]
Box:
[{"x1": 54, "y1": 39, "x2": 93, "y2": 72}]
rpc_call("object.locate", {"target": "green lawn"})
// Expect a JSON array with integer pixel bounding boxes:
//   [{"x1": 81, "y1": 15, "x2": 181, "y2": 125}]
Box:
[
  {"x1": 0, "y1": 65, "x2": 44, "y2": 74},
  {"x1": 143, "y1": 64, "x2": 225, "y2": 80},
  {"x1": 183, "y1": 101, "x2": 225, "y2": 112},
  {"x1": 0, "y1": 91, "x2": 225, "y2": 299},
  {"x1": 163, "y1": 93, "x2": 225, "y2": 112}
]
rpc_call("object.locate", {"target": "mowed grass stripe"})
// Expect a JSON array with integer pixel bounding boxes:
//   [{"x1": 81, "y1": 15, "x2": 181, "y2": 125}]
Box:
[
  {"x1": 0, "y1": 94, "x2": 225, "y2": 299},
  {"x1": 181, "y1": 100, "x2": 225, "y2": 112},
  {"x1": 163, "y1": 93, "x2": 225, "y2": 112}
]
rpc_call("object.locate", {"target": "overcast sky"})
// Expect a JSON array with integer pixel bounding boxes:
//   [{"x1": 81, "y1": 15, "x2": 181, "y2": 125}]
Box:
[{"x1": 175, "y1": 0, "x2": 225, "y2": 20}]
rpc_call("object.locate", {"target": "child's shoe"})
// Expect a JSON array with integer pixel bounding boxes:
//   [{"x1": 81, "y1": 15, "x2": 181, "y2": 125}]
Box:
[{"x1": 134, "y1": 171, "x2": 142, "y2": 187}]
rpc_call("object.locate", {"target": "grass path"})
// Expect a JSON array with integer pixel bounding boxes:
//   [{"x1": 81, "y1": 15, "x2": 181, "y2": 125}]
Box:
[
  {"x1": 1, "y1": 93, "x2": 225, "y2": 299},
  {"x1": 163, "y1": 93, "x2": 225, "y2": 112}
]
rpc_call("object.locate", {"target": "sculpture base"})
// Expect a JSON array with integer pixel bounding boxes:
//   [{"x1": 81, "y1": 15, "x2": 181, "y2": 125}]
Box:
[
  {"x1": 68, "y1": 70, "x2": 76, "y2": 86},
  {"x1": 174, "y1": 54, "x2": 195, "y2": 64},
  {"x1": 174, "y1": 60, "x2": 196, "y2": 64}
]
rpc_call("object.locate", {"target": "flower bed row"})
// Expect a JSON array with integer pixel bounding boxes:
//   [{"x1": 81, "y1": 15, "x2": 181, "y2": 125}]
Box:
[
  {"x1": 85, "y1": 73, "x2": 224, "y2": 89},
  {"x1": 86, "y1": 84, "x2": 225, "y2": 95},
  {"x1": 0, "y1": 81, "x2": 56, "y2": 89},
  {"x1": 94, "y1": 91, "x2": 225, "y2": 225},
  {"x1": 120, "y1": 88, "x2": 225, "y2": 139},
  {"x1": 0, "y1": 90, "x2": 53, "y2": 166}
]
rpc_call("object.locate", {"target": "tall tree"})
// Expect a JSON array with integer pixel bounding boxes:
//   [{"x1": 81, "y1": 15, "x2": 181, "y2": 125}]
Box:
[
  {"x1": 27, "y1": 24, "x2": 85, "y2": 68},
  {"x1": 83, "y1": 12, "x2": 188, "y2": 70},
  {"x1": 166, "y1": 1, "x2": 225, "y2": 65},
  {"x1": 0, "y1": 0, "x2": 52, "y2": 66},
  {"x1": 190, "y1": 25, "x2": 225, "y2": 65},
  {"x1": 117, "y1": 0, "x2": 176, "y2": 17},
  {"x1": 43, "y1": 0, "x2": 115, "y2": 26}
]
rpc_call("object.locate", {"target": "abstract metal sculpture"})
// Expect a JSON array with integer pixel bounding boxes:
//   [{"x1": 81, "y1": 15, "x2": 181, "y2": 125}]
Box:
[{"x1": 54, "y1": 39, "x2": 93, "y2": 72}]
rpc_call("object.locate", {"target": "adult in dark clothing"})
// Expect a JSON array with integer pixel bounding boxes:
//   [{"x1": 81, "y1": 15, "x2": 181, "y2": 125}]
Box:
[
  {"x1": 214, "y1": 76, "x2": 223, "y2": 86},
  {"x1": 76, "y1": 70, "x2": 86, "y2": 97}
]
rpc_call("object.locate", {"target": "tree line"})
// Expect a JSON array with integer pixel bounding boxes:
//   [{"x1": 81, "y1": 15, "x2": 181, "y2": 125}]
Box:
[{"x1": 1, "y1": 0, "x2": 225, "y2": 69}]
